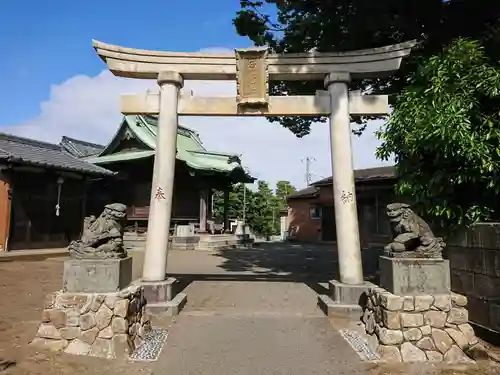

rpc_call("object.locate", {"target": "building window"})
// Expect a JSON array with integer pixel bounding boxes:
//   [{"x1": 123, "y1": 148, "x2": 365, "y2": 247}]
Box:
[{"x1": 309, "y1": 205, "x2": 322, "y2": 220}]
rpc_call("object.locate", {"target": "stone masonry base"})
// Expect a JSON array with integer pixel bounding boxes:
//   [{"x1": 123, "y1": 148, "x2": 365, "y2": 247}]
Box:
[
  {"x1": 140, "y1": 277, "x2": 187, "y2": 316},
  {"x1": 318, "y1": 280, "x2": 375, "y2": 320},
  {"x1": 362, "y1": 286, "x2": 480, "y2": 363},
  {"x1": 30, "y1": 284, "x2": 151, "y2": 359}
]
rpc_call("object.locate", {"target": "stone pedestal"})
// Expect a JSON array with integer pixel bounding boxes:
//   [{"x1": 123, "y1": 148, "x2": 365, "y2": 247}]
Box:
[
  {"x1": 175, "y1": 224, "x2": 195, "y2": 237},
  {"x1": 63, "y1": 257, "x2": 133, "y2": 293},
  {"x1": 140, "y1": 278, "x2": 187, "y2": 315},
  {"x1": 361, "y1": 287, "x2": 478, "y2": 363},
  {"x1": 330, "y1": 280, "x2": 373, "y2": 305},
  {"x1": 142, "y1": 277, "x2": 177, "y2": 303},
  {"x1": 30, "y1": 284, "x2": 151, "y2": 359},
  {"x1": 359, "y1": 256, "x2": 482, "y2": 363},
  {"x1": 171, "y1": 236, "x2": 200, "y2": 250},
  {"x1": 32, "y1": 255, "x2": 157, "y2": 359},
  {"x1": 380, "y1": 257, "x2": 451, "y2": 296},
  {"x1": 317, "y1": 279, "x2": 375, "y2": 319},
  {"x1": 234, "y1": 221, "x2": 245, "y2": 236}
]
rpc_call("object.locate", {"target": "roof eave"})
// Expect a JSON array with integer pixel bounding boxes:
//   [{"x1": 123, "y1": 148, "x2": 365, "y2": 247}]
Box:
[
  {"x1": 3, "y1": 156, "x2": 115, "y2": 177},
  {"x1": 287, "y1": 193, "x2": 320, "y2": 200},
  {"x1": 313, "y1": 176, "x2": 397, "y2": 187}
]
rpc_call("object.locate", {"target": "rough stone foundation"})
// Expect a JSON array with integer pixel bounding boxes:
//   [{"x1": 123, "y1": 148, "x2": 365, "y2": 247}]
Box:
[
  {"x1": 362, "y1": 287, "x2": 480, "y2": 363},
  {"x1": 31, "y1": 284, "x2": 151, "y2": 359}
]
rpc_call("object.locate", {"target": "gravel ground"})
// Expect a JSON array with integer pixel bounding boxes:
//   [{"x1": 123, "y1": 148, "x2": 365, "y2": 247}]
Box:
[{"x1": 0, "y1": 257, "x2": 154, "y2": 375}]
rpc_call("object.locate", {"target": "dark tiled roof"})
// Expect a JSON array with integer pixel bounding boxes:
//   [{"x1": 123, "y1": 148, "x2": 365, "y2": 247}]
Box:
[
  {"x1": 60, "y1": 136, "x2": 105, "y2": 158},
  {"x1": 288, "y1": 166, "x2": 396, "y2": 200},
  {"x1": 0, "y1": 133, "x2": 113, "y2": 176},
  {"x1": 287, "y1": 185, "x2": 320, "y2": 200},
  {"x1": 312, "y1": 166, "x2": 396, "y2": 186}
]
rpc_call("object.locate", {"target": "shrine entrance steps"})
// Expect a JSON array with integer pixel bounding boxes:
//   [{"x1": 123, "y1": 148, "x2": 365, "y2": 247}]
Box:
[{"x1": 124, "y1": 232, "x2": 253, "y2": 252}]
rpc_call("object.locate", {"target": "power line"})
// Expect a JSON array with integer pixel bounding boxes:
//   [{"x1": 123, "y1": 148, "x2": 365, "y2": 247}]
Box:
[{"x1": 301, "y1": 157, "x2": 316, "y2": 187}]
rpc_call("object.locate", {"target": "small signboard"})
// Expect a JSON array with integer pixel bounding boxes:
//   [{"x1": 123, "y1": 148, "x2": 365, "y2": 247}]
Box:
[{"x1": 235, "y1": 47, "x2": 269, "y2": 107}]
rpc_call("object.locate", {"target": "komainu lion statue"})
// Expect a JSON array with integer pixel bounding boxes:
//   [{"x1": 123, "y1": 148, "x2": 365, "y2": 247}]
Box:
[
  {"x1": 384, "y1": 202, "x2": 445, "y2": 259},
  {"x1": 69, "y1": 203, "x2": 128, "y2": 260}
]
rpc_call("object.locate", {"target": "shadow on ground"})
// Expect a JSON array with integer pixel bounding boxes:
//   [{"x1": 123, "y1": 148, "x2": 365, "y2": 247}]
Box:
[
  {"x1": 0, "y1": 359, "x2": 16, "y2": 371},
  {"x1": 168, "y1": 242, "x2": 383, "y2": 295},
  {"x1": 217, "y1": 242, "x2": 382, "y2": 281}
]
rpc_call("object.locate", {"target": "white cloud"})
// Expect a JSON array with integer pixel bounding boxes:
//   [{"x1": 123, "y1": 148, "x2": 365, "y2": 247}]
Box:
[{"x1": 0, "y1": 47, "x2": 393, "y2": 190}]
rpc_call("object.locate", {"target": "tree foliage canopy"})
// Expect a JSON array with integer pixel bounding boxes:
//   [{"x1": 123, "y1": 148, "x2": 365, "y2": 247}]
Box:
[
  {"x1": 212, "y1": 180, "x2": 297, "y2": 236},
  {"x1": 234, "y1": 0, "x2": 500, "y2": 137},
  {"x1": 376, "y1": 38, "x2": 500, "y2": 227}
]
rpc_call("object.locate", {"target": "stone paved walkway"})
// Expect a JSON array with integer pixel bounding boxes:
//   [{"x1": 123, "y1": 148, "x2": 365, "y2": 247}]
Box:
[
  {"x1": 151, "y1": 244, "x2": 372, "y2": 375},
  {"x1": 153, "y1": 282, "x2": 367, "y2": 375}
]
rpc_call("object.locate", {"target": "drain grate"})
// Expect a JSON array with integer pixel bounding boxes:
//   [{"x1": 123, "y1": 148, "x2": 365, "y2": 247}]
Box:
[
  {"x1": 129, "y1": 328, "x2": 168, "y2": 362},
  {"x1": 339, "y1": 329, "x2": 380, "y2": 361}
]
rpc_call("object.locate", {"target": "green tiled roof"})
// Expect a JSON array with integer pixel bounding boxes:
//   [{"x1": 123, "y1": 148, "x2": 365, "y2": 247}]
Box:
[
  {"x1": 85, "y1": 150, "x2": 155, "y2": 164},
  {"x1": 184, "y1": 150, "x2": 243, "y2": 173},
  {"x1": 85, "y1": 115, "x2": 253, "y2": 179}
]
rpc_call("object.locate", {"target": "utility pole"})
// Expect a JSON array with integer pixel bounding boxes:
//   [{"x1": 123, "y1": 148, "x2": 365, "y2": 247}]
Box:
[
  {"x1": 301, "y1": 157, "x2": 316, "y2": 187},
  {"x1": 242, "y1": 182, "x2": 246, "y2": 224}
]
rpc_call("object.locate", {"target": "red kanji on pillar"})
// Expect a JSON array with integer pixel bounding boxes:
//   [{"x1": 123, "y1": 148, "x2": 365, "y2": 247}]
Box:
[{"x1": 154, "y1": 186, "x2": 166, "y2": 200}]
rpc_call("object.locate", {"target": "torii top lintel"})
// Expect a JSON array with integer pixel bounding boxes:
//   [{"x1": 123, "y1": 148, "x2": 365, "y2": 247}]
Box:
[{"x1": 92, "y1": 39, "x2": 416, "y2": 81}]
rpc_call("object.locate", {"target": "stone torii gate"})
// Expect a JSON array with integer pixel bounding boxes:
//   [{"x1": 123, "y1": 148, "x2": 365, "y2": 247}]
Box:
[{"x1": 93, "y1": 40, "x2": 415, "y2": 311}]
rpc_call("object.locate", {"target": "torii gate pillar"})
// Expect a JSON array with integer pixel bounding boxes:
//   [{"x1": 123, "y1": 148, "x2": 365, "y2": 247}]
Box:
[
  {"x1": 92, "y1": 39, "x2": 415, "y2": 315},
  {"x1": 325, "y1": 72, "x2": 364, "y2": 286},
  {"x1": 142, "y1": 71, "x2": 183, "y2": 282}
]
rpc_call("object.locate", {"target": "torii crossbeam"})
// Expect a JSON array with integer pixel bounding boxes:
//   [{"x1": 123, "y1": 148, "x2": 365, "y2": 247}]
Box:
[{"x1": 93, "y1": 39, "x2": 415, "y2": 312}]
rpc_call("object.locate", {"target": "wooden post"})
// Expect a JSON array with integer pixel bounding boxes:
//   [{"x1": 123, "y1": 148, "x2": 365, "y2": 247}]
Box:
[
  {"x1": 223, "y1": 188, "x2": 230, "y2": 231},
  {"x1": 199, "y1": 188, "x2": 208, "y2": 233},
  {"x1": 207, "y1": 188, "x2": 213, "y2": 219},
  {"x1": 81, "y1": 178, "x2": 87, "y2": 236},
  {"x1": 0, "y1": 171, "x2": 12, "y2": 251}
]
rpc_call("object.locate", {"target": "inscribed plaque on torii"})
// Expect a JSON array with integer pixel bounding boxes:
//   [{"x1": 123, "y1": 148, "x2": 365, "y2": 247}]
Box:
[{"x1": 235, "y1": 47, "x2": 269, "y2": 108}]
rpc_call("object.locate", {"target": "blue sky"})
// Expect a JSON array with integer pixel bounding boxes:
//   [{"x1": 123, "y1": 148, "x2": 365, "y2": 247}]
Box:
[
  {"x1": 0, "y1": 0, "x2": 390, "y2": 189},
  {"x1": 0, "y1": 0, "x2": 251, "y2": 125}
]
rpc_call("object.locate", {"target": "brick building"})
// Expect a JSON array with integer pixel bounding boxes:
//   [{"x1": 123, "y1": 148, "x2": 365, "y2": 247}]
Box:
[{"x1": 286, "y1": 166, "x2": 397, "y2": 246}]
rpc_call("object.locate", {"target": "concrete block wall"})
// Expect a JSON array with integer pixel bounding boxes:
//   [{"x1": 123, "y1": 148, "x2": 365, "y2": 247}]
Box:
[{"x1": 447, "y1": 223, "x2": 500, "y2": 333}]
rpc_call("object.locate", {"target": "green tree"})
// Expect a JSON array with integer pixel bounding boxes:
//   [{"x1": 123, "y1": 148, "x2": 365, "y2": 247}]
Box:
[
  {"x1": 247, "y1": 181, "x2": 277, "y2": 236},
  {"x1": 376, "y1": 38, "x2": 500, "y2": 228},
  {"x1": 233, "y1": 0, "x2": 500, "y2": 137},
  {"x1": 275, "y1": 180, "x2": 297, "y2": 203},
  {"x1": 274, "y1": 180, "x2": 296, "y2": 231},
  {"x1": 212, "y1": 184, "x2": 255, "y2": 221},
  {"x1": 213, "y1": 180, "x2": 289, "y2": 236}
]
